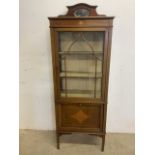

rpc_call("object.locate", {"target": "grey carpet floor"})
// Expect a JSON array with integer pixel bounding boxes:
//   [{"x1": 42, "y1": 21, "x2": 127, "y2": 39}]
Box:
[{"x1": 20, "y1": 130, "x2": 135, "y2": 155}]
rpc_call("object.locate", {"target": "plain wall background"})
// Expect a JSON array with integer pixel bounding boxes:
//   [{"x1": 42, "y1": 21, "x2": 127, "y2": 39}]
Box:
[{"x1": 20, "y1": 0, "x2": 134, "y2": 133}]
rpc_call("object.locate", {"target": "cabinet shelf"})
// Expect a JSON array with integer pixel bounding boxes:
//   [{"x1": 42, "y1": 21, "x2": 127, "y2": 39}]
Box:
[
  {"x1": 59, "y1": 51, "x2": 103, "y2": 55},
  {"x1": 61, "y1": 89, "x2": 101, "y2": 97},
  {"x1": 60, "y1": 72, "x2": 102, "y2": 78}
]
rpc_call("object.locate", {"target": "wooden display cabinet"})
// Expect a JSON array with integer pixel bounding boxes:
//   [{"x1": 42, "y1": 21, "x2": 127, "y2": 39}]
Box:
[{"x1": 48, "y1": 3, "x2": 114, "y2": 151}]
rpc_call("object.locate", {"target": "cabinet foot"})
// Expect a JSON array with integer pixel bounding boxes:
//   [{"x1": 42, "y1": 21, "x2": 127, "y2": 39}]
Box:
[
  {"x1": 101, "y1": 135, "x2": 105, "y2": 151},
  {"x1": 56, "y1": 133, "x2": 60, "y2": 149}
]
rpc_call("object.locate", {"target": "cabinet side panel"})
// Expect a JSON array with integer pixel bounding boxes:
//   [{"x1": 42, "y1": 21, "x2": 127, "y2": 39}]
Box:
[
  {"x1": 50, "y1": 28, "x2": 59, "y2": 130},
  {"x1": 50, "y1": 28, "x2": 58, "y2": 98},
  {"x1": 103, "y1": 27, "x2": 113, "y2": 132}
]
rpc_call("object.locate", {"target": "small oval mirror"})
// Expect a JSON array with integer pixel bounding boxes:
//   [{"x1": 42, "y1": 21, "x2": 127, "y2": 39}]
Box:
[{"x1": 74, "y1": 9, "x2": 90, "y2": 17}]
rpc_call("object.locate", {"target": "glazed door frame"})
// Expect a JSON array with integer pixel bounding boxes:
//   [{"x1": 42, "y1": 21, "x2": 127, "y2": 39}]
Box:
[{"x1": 51, "y1": 27, "x2": 110, "y2": 104}]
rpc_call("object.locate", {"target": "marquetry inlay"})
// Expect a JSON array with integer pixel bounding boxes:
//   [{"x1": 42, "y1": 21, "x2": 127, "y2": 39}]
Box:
[
  {"x1": 48, "y1": 3, "x2": 114, "y2": 150},
  {"x1": 71, "y1": 110, "x2": 89, "y2": 123}
]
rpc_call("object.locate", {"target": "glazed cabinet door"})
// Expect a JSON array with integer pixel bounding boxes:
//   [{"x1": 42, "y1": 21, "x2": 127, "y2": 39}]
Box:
[{"x1": 53, "y1": 28, "x2": 108, "y2": 102}]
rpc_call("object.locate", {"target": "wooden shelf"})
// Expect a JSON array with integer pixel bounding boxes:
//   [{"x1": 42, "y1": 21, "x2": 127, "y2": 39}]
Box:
[
  {"x1": 61, "y1": 89, "x2": 101, "y2": 98},
  {"x1": 59, "y1": 51, "x2": 103, "y2": 55},
  {"x1": 61, "y1": 93, "x2": 100, "y2": 98},
  {"x1": 60, "y1": 72, "x2": 102, "y2": 78}
]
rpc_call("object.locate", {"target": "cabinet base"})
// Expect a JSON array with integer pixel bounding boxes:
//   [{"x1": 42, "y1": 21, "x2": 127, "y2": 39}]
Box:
[{"x1": 56, "y1": 131, "x2": 105, "y2": 151}]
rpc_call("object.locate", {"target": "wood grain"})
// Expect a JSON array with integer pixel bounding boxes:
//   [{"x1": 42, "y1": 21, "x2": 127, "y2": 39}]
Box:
[{"x1": 48, "y1": 3, "x2": 114, "y2": 151}]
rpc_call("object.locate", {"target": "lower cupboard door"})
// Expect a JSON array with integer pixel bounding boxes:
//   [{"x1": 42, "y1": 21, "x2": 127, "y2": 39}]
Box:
[{"x1": 58, "y1": 104, "x2": 103, "y2": 132}]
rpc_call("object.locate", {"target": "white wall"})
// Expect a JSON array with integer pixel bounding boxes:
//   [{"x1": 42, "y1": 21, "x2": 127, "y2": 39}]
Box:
[{"x1": 20, "y1": 0, "x2": 134, "y2": 132}]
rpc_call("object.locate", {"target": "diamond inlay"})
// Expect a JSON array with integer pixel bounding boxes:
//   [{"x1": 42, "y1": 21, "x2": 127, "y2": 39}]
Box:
[{"x1": 71, "y1": 110, "x2": 89, "y2": 123}]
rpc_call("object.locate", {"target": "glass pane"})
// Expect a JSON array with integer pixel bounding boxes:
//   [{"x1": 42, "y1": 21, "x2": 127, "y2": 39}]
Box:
[{"x1": 58, "y1": 32, "x2": 105, "y2": 99}]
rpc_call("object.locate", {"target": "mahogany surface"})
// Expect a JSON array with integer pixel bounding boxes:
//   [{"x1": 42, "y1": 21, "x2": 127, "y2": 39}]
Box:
[{"x1": 48, "y1": 3, "x2": 114, "y2": 151}]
